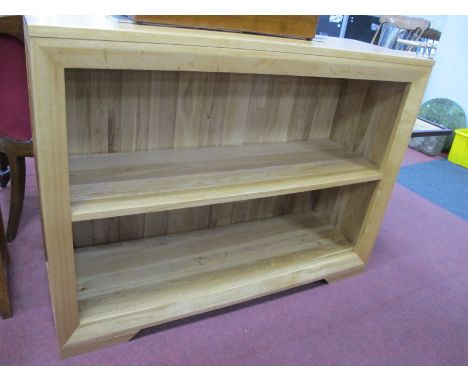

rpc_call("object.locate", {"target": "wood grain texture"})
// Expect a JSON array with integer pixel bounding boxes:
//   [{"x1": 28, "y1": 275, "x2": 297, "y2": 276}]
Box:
[
  {"x1": 25, "y1": 37, "x2": 79, "y2": 346},
  {"x1": 65, "y1": 69, "x2": 342, "y2": 153},
  {"x1": 68, "y1": 210, "x2": 363, "y2": 346},
  {"x1": 130, "y1": 16, "x2": 318, "y2": 40},
  {"x1": 72, "y1": 182, "x2": 377, "y2": 250},
  {"x1": 61, "y1": 330, "x2": 138, "y2": 358},
  {"x1": 311, "y1": 182, "x2": 377, "y2": 244},
  {"x1": 72, "y1": 192, "x2": 315, "y2": 248},
  {"x1": 331, "y1": 80, "x2": 407, "y2": 166},
  {"x1": 352, "y1": 74, "x2": 431, "y2": 263},
  {"x1": 68, "y1": 140, "x2": 381, "y2": 221},
  {"x1": 37, "y1": 37, "x2": 428, "y2": 83},
  {"x1": 25, "y1": 16, "x2": 433, "y2": 68},
  {"x1": 24, "y1": 16, "x2": 432, "y2": 357},
  {"x1": 324, "y1": 265, "x2": 365, "y2": 284}
]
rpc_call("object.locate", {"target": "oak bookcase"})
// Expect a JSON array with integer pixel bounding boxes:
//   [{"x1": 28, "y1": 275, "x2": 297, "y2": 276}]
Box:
[{"x1": 24, "y1": 16, "x2": 433, "y2": 357}]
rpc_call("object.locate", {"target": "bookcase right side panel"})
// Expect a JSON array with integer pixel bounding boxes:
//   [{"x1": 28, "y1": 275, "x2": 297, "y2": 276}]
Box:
[
  {"x1": 334, "y1": 74, "x2": 430, "y2": 263},
  {"x1": 330, "y1": 80, "x2": 408, "y2": 167}
]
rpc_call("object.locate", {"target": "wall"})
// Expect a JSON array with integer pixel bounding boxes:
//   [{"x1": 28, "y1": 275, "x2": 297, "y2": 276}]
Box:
[
  {"x1": 422, "y1": 16, "x2": 468, "y2": 117},
  {"x1": 415, "y1": 15, "x2": 447, "y2": 32}
]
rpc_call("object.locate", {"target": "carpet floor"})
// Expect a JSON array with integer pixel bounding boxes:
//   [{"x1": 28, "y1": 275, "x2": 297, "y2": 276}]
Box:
[
  {"x1": 0, "y1": 149, "x2": 467, "y2": 365},
  {"x1": 398, "y1": 159, "x2": 468, "y2": 220}
]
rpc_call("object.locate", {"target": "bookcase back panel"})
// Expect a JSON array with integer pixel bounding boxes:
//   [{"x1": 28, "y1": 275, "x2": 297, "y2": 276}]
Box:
[
  {"x1": 65, "y1": 69, "x2": 407, "y2": 165},
  {"x1": 72, "y1": 192, "x2": 313, "y2": 248},
  {"x1": 65, "y1": 69, "x2": 400, "y2": 251},
  {"x1": 64, "y1": 69, "x2": 342, "y2": 154}
]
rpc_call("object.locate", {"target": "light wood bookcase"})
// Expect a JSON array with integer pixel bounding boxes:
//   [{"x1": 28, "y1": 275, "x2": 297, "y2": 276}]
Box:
[{"x1": 24, "y1": 16, "x2": 433, "y2": 358}]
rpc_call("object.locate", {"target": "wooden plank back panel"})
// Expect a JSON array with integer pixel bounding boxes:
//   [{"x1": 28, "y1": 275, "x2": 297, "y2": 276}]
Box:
[
  {"x1": 64, "y1": 69, "x2": 343, "y2": 154},
  {"x1": 72, "y1": 193, "x2": 311, "y2": 248}
]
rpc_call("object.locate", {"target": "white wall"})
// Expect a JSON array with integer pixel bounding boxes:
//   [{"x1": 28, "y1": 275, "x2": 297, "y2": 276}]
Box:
[
  {"x1": 421, "y1": 16, "x2": 468, "y2": 117},
  {"x1": 415, "y1": 15, "x2": 447, "y2": 32}
]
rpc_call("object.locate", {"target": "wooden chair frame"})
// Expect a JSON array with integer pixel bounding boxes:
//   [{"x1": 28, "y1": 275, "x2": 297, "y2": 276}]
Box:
[{"x1": 0, "y1": 205, "x2": 11, "y2": 319}]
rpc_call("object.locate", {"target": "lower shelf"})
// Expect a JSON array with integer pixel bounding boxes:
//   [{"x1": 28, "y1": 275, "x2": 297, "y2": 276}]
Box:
[{"x1": 68, "y1": 210, "x2": 363, "y2": 348}]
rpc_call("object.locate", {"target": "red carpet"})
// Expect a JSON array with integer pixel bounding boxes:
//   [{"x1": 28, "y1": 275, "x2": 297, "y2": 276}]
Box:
[{"x1": 0, "y1": 152, "x2": 467, "y2": 365}]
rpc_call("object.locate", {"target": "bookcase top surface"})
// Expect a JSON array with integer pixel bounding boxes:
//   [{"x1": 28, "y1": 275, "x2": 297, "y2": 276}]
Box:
[{"x1": 25, "y1": 15, "x2": 433, "y2": 67}]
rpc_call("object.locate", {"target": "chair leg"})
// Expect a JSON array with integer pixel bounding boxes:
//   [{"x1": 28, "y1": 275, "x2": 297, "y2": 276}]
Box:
[
  {"x1": 0, "y1": 264, "x2": 12, "y2": 319},
  {"x1": 6, "y1": 156, "x2": 26, "y2": 242},
  {"x1": 0, "y1": 153, "x2": 10, "y2": 188},
  {"x1": 0, "y1": 206, "x2": 11, "y2": 319}
]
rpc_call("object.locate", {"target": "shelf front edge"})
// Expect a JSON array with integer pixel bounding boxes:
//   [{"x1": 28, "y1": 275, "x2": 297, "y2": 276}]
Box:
[
  {"x1": 70, "y1": 171, "x2": 381, "y2": 222},
  {"x1": 64, "y1": 250, "x2": 364, "y2": 353}
]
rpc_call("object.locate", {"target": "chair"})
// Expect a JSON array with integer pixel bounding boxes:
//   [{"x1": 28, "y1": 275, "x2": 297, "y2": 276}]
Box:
[
  {"x1": 0, "y1": 34, "x2": 34, "y2": 242},
  {"x1": 418, "y1": 28, "x2": 441, "y2": 58},
  {"x1": 371, "y1": 15, "x2": 430, "y2": 51},
  {"x1": 0, "y1": 205, "x2": 12, "y2": 318}
]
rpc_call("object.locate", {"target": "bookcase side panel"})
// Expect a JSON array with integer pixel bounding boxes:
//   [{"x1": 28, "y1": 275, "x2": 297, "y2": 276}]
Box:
[
  {"x1": 352, "y1": 74, "x2": 431, "y2": 263},
  {"x1": 311, "y1": 182, "x2": 378, "y2": 245},
  {"x1": 330, "y1": 80, "x2": 407, "y2": 166},
  {"x1": 25, "y1": 39, "x2": 79, "y2": 347}
]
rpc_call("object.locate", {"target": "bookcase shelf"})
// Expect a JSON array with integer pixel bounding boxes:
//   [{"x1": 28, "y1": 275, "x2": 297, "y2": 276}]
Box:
[
  {"x1": 69, "y1": 139, "x2": 381, "y2": 221},
  {"x1": 69, "y1": 210, "x2": 362, "y2": 346},
  {"x1": 25, "y1": 16, "x2": 432, "y2": 357}
]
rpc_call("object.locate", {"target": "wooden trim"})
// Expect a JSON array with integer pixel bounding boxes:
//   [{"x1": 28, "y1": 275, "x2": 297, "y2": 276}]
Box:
[
  {"x1": 24, "y1": 16, "x2": 433, "y2": 67},
  {"x1": 69, "y1": 140, "x2": 381, "y2": 221},
  {"x1": 352, "y1": 73, "x2": 431, "y2": 263},
  {"x1": 36, "y1": 37, "x2": 429, "y2": 82},
  {"x1": 324, "y1": 264, "x2": 365, "y2": 284},
  {"x1": 61, "y1": 330, "x2": 138, "y2": 358},
  {"x1": 24, "y1": 36, "x2": 79, "y2": 347}
]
